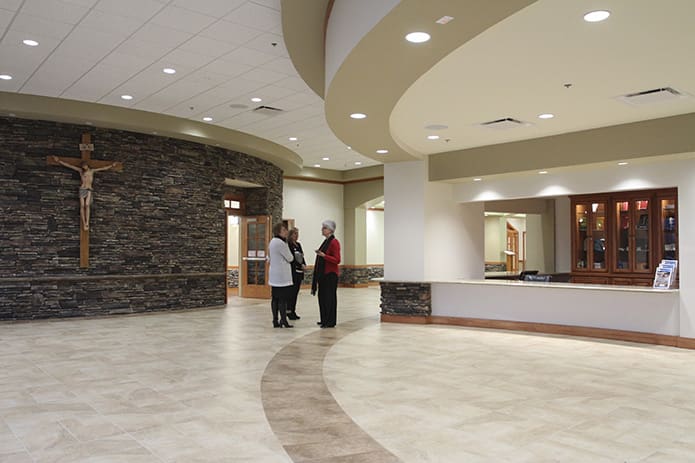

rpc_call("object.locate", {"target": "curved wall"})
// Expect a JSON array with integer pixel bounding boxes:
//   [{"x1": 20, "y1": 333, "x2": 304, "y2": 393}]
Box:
[{"x1": 0, "y1": 117, "x2": 283, "y2": 319}]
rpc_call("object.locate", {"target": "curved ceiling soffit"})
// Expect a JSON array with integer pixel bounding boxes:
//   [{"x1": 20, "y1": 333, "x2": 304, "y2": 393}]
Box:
[
  {"x1": 324, "y1": 0, "x2": 538, "y2": 164},
  {"x1": 0, "y1": 92, "x2": 303, "y2": 174},
  {"x1": 281, "y1": 0, "x2": 332, "y2": 98}
]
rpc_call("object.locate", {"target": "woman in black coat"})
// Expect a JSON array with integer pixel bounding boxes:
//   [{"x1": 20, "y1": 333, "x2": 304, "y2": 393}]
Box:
[{"x1": 287, "y1": 227, "x2": 305, "y2": 320}]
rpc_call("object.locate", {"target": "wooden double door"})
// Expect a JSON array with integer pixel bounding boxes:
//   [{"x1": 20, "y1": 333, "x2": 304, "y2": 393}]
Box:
[{"x1": 239, "y1": 215, "x2": 271, "y2": 299}]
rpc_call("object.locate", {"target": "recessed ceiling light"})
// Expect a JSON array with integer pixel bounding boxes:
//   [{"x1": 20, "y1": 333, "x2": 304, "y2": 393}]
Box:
[
  {"x1": 313, "y1": 164, "x2": 320, "y2": 168},
  {"x1": 0, "y1": 75, "x2": 12, "y2": 80},
  {"x1": 288, "y1": 137, "x2": 298, "y2": 141},
  {"x1": 584, "y1": 10, "x2": 610, "y2": 22},
  {"x1": 435, "y1": 16, "x2": 454, "y2": 25},
  {"x1": 322, "y1": 157, "x2": 330, "y2": 161},
  {"x1": 23, "y1": 39, "x2": 39, "y2": 47},
  {"x1": 355, "y1": 161, "x2": 362, "y2": 165},
  {"x1": 618, "y1": 161, "x2": 629, "y2": 166},
  {"x1": 251, "y1": 97, "x2": 262, "y2": 102},
  {"x1": 347, "y1": 146, "x2": 352, "y2": 150},
  {"x1": 427, "y1": 135, "x2": 440, "y2": 140},
  {"x1": 203, "y1": 116, "x2": 213, "y2": 122},
  {"x1": 538, "y1": 113, "x2": 555, "y2": 119},
  {"x1": 163, "y1": 68, "x2": 176, "y2": 74},
  {"x1": 120, "y1": 94, "x2": 133, "y2": 100},
  {"x1": 473, "y1": 178, "x2": 482, "y2": 182},
  {"x1": 405, "y1": 32, "x2": 430, "y2": 43},
  {"x1": 376, "y1": 149, "x2": 389, "y2": 154},
  {"x1": 350, "y1": 113, "x2": 367, "y2": 119},
  {"x1": 538, "y1": 170, "x2": 548, "y2": 175}
]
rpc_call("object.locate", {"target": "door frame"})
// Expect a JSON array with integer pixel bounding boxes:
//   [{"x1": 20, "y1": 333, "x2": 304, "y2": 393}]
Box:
[{"x1": 240, "y1": 215, "x2": 272, "y2": 299}]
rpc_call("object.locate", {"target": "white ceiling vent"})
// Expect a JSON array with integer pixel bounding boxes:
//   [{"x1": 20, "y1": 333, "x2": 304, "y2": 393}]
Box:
[
  {"x1": 253, "y1": 105, "x2": 284, "y2": 116},
  {"x1": 478, "y1": 117, "x2": 528, "y2": 130},
  {"x1": 618, "y1": 87, "x2": 686, "y2": 105}
]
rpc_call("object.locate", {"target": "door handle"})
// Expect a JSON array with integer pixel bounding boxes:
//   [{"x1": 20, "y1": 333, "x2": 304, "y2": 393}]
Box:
[{"x1": 242, "y1": 257, "x2": 267, "y2": 261}]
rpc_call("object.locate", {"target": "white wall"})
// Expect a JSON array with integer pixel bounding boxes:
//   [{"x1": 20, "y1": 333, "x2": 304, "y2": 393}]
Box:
[
  {"x1": 283, "y1": 179, "x2": 344, "y2": 266},
  {"x1": 484, "y1": 217, "x2": 504, "y2": 262},
  {"x1": 366, "y1": 209, "x2": 384, "y2": 264},
  {"x1": 227, "y1": 219, "x2": 239, "y2": 267}
]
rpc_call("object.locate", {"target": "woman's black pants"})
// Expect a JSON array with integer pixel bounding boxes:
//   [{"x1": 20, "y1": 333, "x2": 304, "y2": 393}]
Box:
[{"x1": 318, "y1": 272, "x2": 338, "y2": 327}]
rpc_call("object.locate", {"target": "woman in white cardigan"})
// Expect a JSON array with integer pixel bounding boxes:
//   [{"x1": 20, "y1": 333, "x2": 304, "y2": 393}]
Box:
[{"x1": 268, "y1": 223, "x2": 294, "y2": 328}]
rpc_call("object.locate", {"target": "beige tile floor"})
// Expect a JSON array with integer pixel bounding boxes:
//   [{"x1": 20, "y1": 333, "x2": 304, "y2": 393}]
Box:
[{"x1": 2, "y1": 287, "x2": 695, "y2": 462}]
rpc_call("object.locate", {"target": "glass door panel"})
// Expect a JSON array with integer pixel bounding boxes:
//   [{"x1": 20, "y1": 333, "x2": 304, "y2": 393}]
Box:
[
  {"x1": 575, "y1": 204, "x2": 588, "y2": 269},
  {"x1": 634, "y1": 199, "x2": 650, "y2": 272},
  {"x1": 661, "y1": 198, "x2": 677, "y2": 260},
  {"x1": 590, "y1": 203, "x2": 606, "y2": 270},
  {"x1": 615, "y1": 201, "x2": 630, "y2": 271}
]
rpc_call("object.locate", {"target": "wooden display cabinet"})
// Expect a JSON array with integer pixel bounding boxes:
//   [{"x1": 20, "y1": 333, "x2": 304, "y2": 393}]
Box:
[{"x1": 570, "y1": 188, "x2": 677, "y2": 286}]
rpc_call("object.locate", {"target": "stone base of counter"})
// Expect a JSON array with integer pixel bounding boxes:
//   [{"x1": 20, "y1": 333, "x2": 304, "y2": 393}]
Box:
[
  {"x1": 381, "y1": 313, "x2": 695, "y2": 350},
  {"x1": 379, "y1": 282, "x2": 431, "y2": 317}
]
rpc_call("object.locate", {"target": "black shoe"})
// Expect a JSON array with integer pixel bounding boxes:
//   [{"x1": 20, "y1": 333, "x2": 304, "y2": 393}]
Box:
[
  {"x1": 273, "y1": 321, "x2": 281, "y2": 328},
  {"x1": 281, "y1": 321, "x2": 294, "y2": 328},
  {"x1": 316, "y1": 321, "x2": 323, "y2": 325},
  {"x1": 287, "y1": 313, "x2": 298, "y2": 320},
  {"x1": 293, "y1": 313, "x2": 301, "y2": 320}
]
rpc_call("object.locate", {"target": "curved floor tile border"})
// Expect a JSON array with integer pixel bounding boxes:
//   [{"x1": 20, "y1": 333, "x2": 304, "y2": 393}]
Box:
[{"x1": 261, "y1": 317, "x2": 400, "y2": 463}]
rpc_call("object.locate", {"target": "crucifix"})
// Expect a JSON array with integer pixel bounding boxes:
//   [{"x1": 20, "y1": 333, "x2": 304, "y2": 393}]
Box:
[{"x1": 47, "y1": 133, "x2": 123, "y2": 268}]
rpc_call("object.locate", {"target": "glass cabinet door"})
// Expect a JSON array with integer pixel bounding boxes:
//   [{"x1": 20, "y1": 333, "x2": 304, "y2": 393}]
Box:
[
  {"x1": 590, "y1": 202, "x2": 606, "y2": 270},
  {"x1": 615, "y1": 201, "x2": 630, "y2": 271},
  {"x1": 574, "y1": 204, "x2": 589, "y2": 270},
  {"x1": 633, "y1": 199, "x2": 651, "y2": 272},
  {"x1": 661, "y1": 198, "x2": 677, "y2": 260}
]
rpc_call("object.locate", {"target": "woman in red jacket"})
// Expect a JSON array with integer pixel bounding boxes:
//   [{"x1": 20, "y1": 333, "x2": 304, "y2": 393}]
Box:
[{"x1": 311, "y1": 220, "x2": 341, "y2": 328}]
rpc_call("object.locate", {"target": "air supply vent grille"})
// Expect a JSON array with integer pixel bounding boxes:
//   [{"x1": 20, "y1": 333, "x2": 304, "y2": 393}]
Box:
[
  {"x1": 618, "y1": 87, "x2": 686, "y2": 105},
  {"x1": 253, "y1": 105, "x2": 284, "y2": 116},
  {"x1": 478, "y1": 117, "x2": 528, "y2": 130}
]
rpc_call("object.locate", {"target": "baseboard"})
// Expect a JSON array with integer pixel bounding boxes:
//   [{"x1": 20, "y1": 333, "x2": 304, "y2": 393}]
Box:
[
  {"x1": 340, "y1": 283, "x2": 369, "y2": 288},
  {"x1": 381, "y1": 313, "x2": 690, "y2": 348}
]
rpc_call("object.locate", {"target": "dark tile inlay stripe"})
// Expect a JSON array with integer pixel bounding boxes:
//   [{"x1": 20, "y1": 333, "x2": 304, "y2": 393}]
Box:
[{"x1": 261, "y1": 318, "x2": 401, "y2": 463}]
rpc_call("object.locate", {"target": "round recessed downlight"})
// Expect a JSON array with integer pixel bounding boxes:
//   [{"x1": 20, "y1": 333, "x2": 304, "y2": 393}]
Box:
[
  {"x1": 427, "y1": 135, "x2": 440, "y2": 140},
  {"x1": 584, "y1": 10, "x2": 610, "y2": 22},
  {"x1": 251, "y1": 97, "x2": 262, "y2": 102},
  {"x1": 473, "y1": 178, "x2": 482, "y2": 182},
  {"x1": 288, "y1": 137, "x2": 298, "y2": 141},
  {"x1": 313, "y1": 164, "x2": 321, "y2": 168},
  {"x1": 163, "y1": 67, "x2": 176, "y2": 74},
  {"x1": 376, "y1": 149, "x2": 389, "y2": 154},
  {"x1": 0, "y1": 74, "x2": 12, "y2": 80},
  {"x1": 203, "y1": 116, "x2": 213, "y2": 122},
  {"x1": 618, "y1": 161, "x2": 629, "y2": 166},
  {"x1": 350, "y1": 113, "x2": 367, "y2": 119},
  {"x1": 405, "y1": 32, "x2": 431, "y2": 43},
  {"x1": 23, "y1": 39, "x2": 39, "y2": 46},
  {"x1": 322, "y1": 157, "x2": 330, "y2": 161},
  {"x1": 538, "y1": 113, "x2": 555, "y2": 119},
  {"x1": 538, "y1": 170, "x2": 549, "y2": 175},
  {"x1": 355, "y1": 161, "x2": 362, "y2": 165},
  {"x1": 120, "y1": 94, "x2": 133, "y2": 100},
  {"x1": 347, "y1": 146, "x2": 352, "y2": 150}
]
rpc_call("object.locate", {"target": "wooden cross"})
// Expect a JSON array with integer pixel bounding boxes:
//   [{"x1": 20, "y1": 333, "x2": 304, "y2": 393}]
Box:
[{"x1": 47, "y1": 133, "x2": 123, "y2": 268}]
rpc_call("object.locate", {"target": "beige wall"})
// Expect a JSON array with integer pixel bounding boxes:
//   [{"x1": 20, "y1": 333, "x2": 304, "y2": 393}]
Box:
[
  {"x1": 227, "y1": 218, "x2": 239, "y2": 267},
  {"x1": 367, "y1": 209, "x2": 384, "y2": 264}
]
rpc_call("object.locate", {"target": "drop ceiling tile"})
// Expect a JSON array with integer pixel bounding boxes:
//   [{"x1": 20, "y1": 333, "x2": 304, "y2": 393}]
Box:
[
  {"x1": 0, "y1": 8, "x2": 12, "y2": 32},
  {"x1": 131, "y1": 23, "x2": 192, "y2": 47},
  {"x1": 116, "y1": 37, "x2": 176, "y2": 60},
  {"x1": 61, "y1": 63, "x2": 137, "y2": 101},
  {"x1": 219, "y1": 110, "x2": 270, "y2": 128},
  {"x1": 261, "y1": 57, "x2": 297, "y2": 75},
  {"x1": 62, "y1": 0, "x2": 99, "y2": 7},
  {"x1": 132, "y1": 94, "x2": 175, "y2": 113},
  {"x1": 244, "y1": 32, "x2": 287, "y2": 57},
  {"x1": 219, "y1": 46, "x2": 276, "y2": 67},
  {"x1": 199, "y1": 19, "x2": 264, "y2": 45},
  {"x1": 95, "y1": 0, "x2": 166, "y2": 21},
  {"x1": 171, "y1": 0, "x2": 245, "y2": 17},
  {"x1": 58, "y1": 26, "x2": 127, "y2": 61},
  {"x1": 0, "y1": 30, "x2": 61, "y2": 67},
  {"x1": 150, "y1": 6, "x2": 217, "y2": 34},
  {"x1": 247, "y1": 84, "x2": 296, "y2": 100},
  {"x1": 250, "y1": 0, "x2": 281, "y2": 11},
  {"x1": 240, "y1": 67, "x2": 287, "y2": 85},
  {"x1": 10, "y1": 12, "x2": 74, "y2": 39},
  {"x1": 215, "y1": 76, "x2": 265, "y2": 97},
  {"x1": 273, "y1": 76, "x2": 311, "y2": 93},
  {"x1": 161, "y1": 49, "x2": 214, "y2": 68},
  {"x1": 224, "y1": 2, "x2": 280, "y2": 31},
  {"x1": 146, "y1": 78, "x2": 211, "y2": 104},
  {"x1": 21, "y1": 54, "x2": 95, "y2": 96},
  {"x1": 0, "y1": 70, "x2": 27, "y2": 92},
  {"x1": 0, "y1": 0, "x2": 22, "y2": 11},
  {"x1": 198, "y1": 60, "x2": 252, "y2": 78},
  {"x1": 109, "y1": 70, "x2": 178, "y2": 100},
  {"x1": 100, "y1": 50, "x2": 152, "y2": 73},
  {"x1": 79, "y1": 9, "x2": 145, "y2": 36},
  {"x1": 21, "y1": 0, "x2": 89, "y2": 24},
  {"x1": 178, "y1": 35, "x2": 238, "y2": 58}
]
